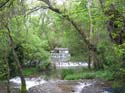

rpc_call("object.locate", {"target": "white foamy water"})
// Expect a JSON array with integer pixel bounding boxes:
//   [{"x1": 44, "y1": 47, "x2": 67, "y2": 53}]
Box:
[
  {"x1": 55, "y1": 62, "x2": 89, "y2": 68},
  {"x1": 75, "y1": 82, "x2": 92, "y2": 93},
  {"x1": 9, "y1": 77, "x2": 47, "y2": 90}
]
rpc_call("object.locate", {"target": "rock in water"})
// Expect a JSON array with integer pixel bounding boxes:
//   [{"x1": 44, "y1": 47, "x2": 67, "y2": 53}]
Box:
[{"x1": 28, "y1": 83, "x2": 63, "y2": 93}]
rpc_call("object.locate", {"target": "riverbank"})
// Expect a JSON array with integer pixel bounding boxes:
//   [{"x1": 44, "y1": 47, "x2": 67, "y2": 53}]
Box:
[
  {"x1": 8, "y1": 77, "x2": 113, "y2": 93},
  {"x1": 0, "y1": 66, "x2": 124, "y2": 93},
  {"x1": 1, "y1": 76, "x2": 124, "y2": 93},
  {"x1": 22, "y1": 67, "x2": 114, "y2": 80}
]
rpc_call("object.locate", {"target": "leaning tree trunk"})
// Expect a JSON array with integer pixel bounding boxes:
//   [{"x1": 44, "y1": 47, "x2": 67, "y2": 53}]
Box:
[
  {"x1": 6, "y1": 25, "x2": 26, "y2": 93},
  {"x1": 40, "y1": 0, "x2": 103, "y2": 70}
]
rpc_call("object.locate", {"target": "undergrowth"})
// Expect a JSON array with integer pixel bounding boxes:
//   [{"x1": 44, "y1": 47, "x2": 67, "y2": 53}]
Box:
[{"x1": 61, "y1": 68, "x2": 114, "y2": 80}]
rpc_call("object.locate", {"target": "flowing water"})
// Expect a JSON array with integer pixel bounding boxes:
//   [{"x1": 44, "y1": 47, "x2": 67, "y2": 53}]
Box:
[
  {"x1": 9, "y1": 77, "x2": 93, "y2": 93},
  {"x1": 74, "y1": 82, "x2": 92, "y2": 93},
  {"x1": 0, "y1": 62, "x2": 111, "y2": 93},
  {"x1": 55, "y1": 62, "x2": 89, "y2": 69},
  {"x1": 8, "y1": 77, "x2": 111, "y2": 93},
  {"x1": 9, "y1": 77, "x2": 47, "y2": 90}
]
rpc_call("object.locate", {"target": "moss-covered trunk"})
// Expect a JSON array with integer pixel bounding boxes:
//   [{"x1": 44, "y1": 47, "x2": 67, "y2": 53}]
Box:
[{"x1": 6, "y1": 25, "x2": 26, "y2": 93}]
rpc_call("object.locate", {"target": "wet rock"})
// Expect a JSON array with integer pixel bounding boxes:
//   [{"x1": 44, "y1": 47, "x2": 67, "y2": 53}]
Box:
[
  {"x1": 28, "y1": 83, "x2": 64, "y2": 93},
  {"x1": 81, "y1": 81, "x2": 111, "y2": 93},
  {"x1": 81, "y1": 87, "x2": 99, "y2": 93},
  {"x1": 0, "y1": 88, "x2": 21, "y2": 93},
  {"x1": 11, "y1": 88, "x2": 21, "y2": 93}
]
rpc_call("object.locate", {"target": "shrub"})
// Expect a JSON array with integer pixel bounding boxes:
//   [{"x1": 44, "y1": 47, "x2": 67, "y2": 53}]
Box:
[
  {"x1": 64, "y1": 72, "x2": 95, "y2": 80},
  {"x1": 60, "y1": 69, "x2": 75, "y2": 79},
  {"x1": 96, "y1": 70, "x2": 114, "y2": 80},
  {"x1": 60, "y1": 68, "x2": 114, "y2": 80},
  {"x1": 23, "y1": 67, "x2": 37, "y2": 76}
]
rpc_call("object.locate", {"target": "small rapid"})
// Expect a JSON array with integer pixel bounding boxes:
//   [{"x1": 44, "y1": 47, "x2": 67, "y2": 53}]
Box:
[
  {"x1": 9, "y1": 77, "x2": 111, "y2": 93},
  {"x1": 9, "y1": 77, "x2": 93, "y2": 93},
  {"x1": 9, "y1": 77, "x2": 47, "y2": 90},
  {"x1": 74, "y1": 82, "x2": 92, "y2": 93},
  {"x1": 9, "y1": 60, "x2": 110, "y2": 93}
]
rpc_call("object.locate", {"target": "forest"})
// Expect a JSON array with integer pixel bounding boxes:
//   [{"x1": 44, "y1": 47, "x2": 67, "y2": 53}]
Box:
[{"x1": 0, "y1": 0, "x2": 125, "y2": 93}]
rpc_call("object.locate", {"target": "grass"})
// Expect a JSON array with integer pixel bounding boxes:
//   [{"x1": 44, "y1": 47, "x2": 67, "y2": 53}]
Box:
[
  {"x1": 60, "y1": 68, "x2": 114, "y2": 80},
  {"x1": 96, "y1": 70, "x2": 114, "y2": 80},
  {"x1": 22, "y1": 67, "x2": 114, "y2": 81},
  {"x1": 65, "y1": 72, "x2": 95, "y2": 80}
]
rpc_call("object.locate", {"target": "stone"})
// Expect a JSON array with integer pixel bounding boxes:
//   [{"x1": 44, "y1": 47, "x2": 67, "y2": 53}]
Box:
[{"x1": 28, "y1": 83, "x2": 64, "y2": 93}]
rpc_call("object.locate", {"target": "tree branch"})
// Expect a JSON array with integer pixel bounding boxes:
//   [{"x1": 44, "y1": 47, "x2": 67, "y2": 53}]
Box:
[
  {"x1": 25, "y1": 6, "x2": 48, "y2": 16},
  {"x1": 39, "y1": 0, "x2": 92, "y2": 47},
  {"x1": 38, "y1": 0, "x2": 51, "y2": 7},
  {"x1": 0, "y1": 0, "x2": 10, "y2": 8}
]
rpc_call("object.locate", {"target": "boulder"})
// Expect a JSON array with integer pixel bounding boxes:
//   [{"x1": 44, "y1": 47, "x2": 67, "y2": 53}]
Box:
[{"x1": 28, "y1": 83, "x2": 63, "y2": 93}]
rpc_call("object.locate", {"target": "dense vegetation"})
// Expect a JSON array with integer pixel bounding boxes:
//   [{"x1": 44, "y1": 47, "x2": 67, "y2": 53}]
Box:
[{"x1": 0, "y1": 0, "x2": 125, "y2": 93}]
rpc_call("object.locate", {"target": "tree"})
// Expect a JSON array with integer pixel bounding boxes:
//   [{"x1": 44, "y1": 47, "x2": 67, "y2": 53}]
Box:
[
  {"x1": 0, "y1": 31, "x2": 10, "y2": 93},
  {"x1": 38, "y1": 0, "x2": 103, "y2": 70},
  {"x1": 0, "y1": 0, "x2": 27, "y2": 92},
  {"x1": 6, "y1": 25, "x2": 26, "y2": 93},
  {"x1": 99, "y1": 0, "x2": 125, "y2": 82}
]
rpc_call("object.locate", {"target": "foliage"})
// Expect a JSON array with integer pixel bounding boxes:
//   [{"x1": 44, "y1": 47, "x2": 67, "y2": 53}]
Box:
[
  {"x1": 96, "y1": 70, "x2": 114, "y2": 80},
  {"x1": 61, "y1": 68, "x2": 113, "y2": 80},
  {"x1": 37, "y1": 61, "x2": 52, "y2": 71},
  {"x1": 60, "y1": 69, "x2": 75, "y2": 79},
  {"x1": 62, "y1": 28, "x2": 88, "y2": 61},
  {"x1": 64, "y1": 73, "x2": 95, "y2": 80},
  {"x1": 23, "y1": 67, "x2": 38, "y2": 77},
  {"x1": 0, "y1": 0, "x2": 125, "y2": 87},
  {"x1": 0, "y1": 61, "x2": 7, "y2": 80}
]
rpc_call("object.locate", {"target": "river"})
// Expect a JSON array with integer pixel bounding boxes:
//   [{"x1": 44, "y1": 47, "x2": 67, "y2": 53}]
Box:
[
  {"x1": 0, "y1": 62, "x2": 112, "y2": 93},
  {"x1": 9, "y1": 77, "x2": 111, "y2": 93}
]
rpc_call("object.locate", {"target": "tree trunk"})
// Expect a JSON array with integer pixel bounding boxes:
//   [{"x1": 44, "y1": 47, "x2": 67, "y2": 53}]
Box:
[
  {"x1": 88, "y1": 51, "x2": 91, "y2": 70},
  {"x1": 6, "y1": 25, "x2": 26, "y2": 93},
  {"x1": 87, "y1": 0, "x2": 93, "y2": 69},
  {"x1": 4, "y1": 50, "x2": 10, "y2": 93}
]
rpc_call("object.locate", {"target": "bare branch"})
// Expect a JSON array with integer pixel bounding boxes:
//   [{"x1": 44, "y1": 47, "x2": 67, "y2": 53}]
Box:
[{"x1": 25, "y1": 6, "x2": 48, "y2": 16}]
